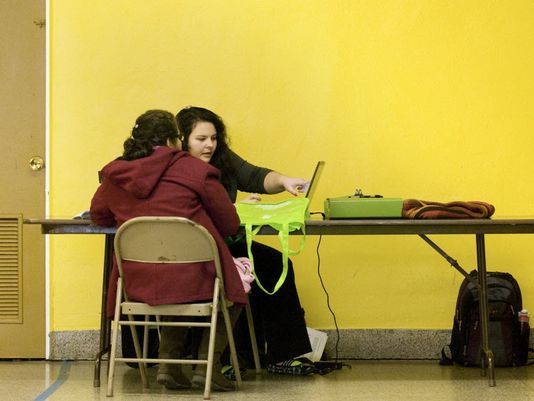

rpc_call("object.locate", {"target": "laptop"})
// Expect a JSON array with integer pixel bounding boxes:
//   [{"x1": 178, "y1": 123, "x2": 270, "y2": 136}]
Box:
[{"x1": 303, "y1": 161, "x2": 325, "y2": 202}]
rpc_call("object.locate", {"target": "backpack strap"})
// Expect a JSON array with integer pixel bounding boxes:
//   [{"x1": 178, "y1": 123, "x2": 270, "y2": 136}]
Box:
[
  {"x1": 527, "y1": 347, "x2": 534, "y2": 366},
  {"x1": 244, "y1": 223, "x2": 289, "y2": 295},
  {"x1": 439, "y1": 345, "x2": 454, "y2": 366},
  {"x1": 244, "y1": 221, "x2": 306, "y2": 295},
  {"x1": 279, "y1": 222, "x2": 307, "y2": 257}
]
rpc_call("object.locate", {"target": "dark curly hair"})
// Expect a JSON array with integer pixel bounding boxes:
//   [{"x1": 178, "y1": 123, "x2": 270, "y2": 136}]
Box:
[
  {"x1": 175, "y1": 106, "x2": 235, "y2": 186},
  {"x1": 122, "y1": 110, "x2": 179, "y2": 161}
]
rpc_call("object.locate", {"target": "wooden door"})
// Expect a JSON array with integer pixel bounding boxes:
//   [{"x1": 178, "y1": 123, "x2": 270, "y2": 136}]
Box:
[{"x1": 0, "y1": 0, "x2": 46, "y2": 358}]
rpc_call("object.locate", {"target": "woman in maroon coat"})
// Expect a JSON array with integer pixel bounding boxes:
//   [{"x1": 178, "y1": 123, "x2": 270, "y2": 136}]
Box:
[{"x1": 90, "y1": 109, "x2": 244, "y2": 391}]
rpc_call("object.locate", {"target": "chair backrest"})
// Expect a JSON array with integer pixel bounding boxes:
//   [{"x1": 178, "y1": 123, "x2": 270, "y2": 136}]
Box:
[{"x1": 114, "y1": 216, "x2": 225, "y2": 287}]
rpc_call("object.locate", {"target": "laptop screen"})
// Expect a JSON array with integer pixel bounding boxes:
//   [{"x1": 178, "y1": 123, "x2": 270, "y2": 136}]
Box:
[{"x1": 304, "y1": 161, "x2": 325, "y2": 201}]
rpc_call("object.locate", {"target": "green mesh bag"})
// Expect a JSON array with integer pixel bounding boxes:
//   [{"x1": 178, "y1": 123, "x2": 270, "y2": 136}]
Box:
[{"x1": 236, "y1": 197, "x2": 309, "y2": 295}]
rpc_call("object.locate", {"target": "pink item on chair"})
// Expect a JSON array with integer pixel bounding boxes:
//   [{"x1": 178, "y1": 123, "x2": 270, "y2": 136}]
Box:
[{"x1": 233, "y1": 257, "x2": 255, "y2": 293}]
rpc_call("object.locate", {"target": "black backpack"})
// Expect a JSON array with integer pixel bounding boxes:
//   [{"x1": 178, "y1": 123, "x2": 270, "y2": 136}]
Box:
[{"x1": 441, "y1": 270, "x2": 532, "y2": 367}]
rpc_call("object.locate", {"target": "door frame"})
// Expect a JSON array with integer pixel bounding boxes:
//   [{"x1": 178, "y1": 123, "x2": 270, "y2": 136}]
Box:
[{"x1": 44, "y1": 0, "x2": 50, "y2": 358}]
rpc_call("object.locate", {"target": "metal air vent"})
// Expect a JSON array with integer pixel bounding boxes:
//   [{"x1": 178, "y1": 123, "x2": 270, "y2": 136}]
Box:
[{"x1": 0, "y1": 216, "x2": 22, "y2": 323}]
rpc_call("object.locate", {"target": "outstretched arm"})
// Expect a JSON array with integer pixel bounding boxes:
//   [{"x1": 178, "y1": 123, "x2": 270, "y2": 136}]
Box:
[{"x1": 263, "y1": 171, "x2": 308, "y2": 196}]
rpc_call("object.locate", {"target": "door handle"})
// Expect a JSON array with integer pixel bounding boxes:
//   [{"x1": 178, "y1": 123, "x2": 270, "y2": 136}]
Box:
[{"x1": 29, "y1": 156, "x2": 45, "y2": 171}]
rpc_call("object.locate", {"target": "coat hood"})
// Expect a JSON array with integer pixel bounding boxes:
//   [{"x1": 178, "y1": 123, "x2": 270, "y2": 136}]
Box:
[{"x1": 99, "y1": 147, "x2": 185, "y2": 199}]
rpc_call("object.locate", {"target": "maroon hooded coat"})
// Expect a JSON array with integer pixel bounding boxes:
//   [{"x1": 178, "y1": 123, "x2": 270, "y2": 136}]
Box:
[{"x1": 90, "y1": 147, "x2": 247, "y2": 316}]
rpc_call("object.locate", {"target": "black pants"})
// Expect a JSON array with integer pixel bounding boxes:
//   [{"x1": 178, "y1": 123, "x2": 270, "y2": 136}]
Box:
[{"x1": 228, "y1": 239, "x2": 311, "y2": 365}]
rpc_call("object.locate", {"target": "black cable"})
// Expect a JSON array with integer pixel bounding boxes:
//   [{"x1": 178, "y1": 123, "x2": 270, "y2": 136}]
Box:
[
  {"x1": 315, "y1": 233, "x2": 341, "y2": 363},
  {"x1": 308, "y1": 212, "x2": 344, "y2": 371}
]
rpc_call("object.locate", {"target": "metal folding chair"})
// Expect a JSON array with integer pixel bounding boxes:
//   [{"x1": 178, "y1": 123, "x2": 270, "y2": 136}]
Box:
[{"x1": 106, "y1": 216, "x2": 260, "y2": 399}]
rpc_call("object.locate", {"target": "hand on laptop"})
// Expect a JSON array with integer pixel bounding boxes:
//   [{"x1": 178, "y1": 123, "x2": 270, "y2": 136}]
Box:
[
  {"x1": 299, "y1": 181, "x2": 311, "y2": 194},
  {"x1": 282, "y1": 176, "x2": 309, "y2": 196}
]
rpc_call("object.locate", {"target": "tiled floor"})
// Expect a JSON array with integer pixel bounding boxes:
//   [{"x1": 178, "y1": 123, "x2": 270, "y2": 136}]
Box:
[{"x1": 2, "y1": 359, "x2": 534, "y2": 401}]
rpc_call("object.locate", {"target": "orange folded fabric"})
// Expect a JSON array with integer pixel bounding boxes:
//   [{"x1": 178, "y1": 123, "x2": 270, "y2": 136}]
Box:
[{"x1": 402, "y1": 199, "x2": 495, "y2": 219}]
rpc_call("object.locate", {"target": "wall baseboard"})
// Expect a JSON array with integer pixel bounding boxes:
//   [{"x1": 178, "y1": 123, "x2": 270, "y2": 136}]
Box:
[
  {"x1": 49, "y1": 328, "x2": 534, "y2": 361},
  {"x1": 49, "y1": 330, "x2": 120, "y2": 360},
  {"x1": 49, "y1": 328, "x2": 450, "y2": 360},
  {"x1": 321, "y1": 329, "x2": 451, "y2": 360}
]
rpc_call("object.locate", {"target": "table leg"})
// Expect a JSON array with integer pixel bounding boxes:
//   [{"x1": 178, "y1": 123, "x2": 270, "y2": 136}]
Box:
[
  {"x1": 94, "y1": 234, "x2": 114, "y2": 387},
  {"x1": 475, "y1": 234, "x2": 496, "y2": 387}
]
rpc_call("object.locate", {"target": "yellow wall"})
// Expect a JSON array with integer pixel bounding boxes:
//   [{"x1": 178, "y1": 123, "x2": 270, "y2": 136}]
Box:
[{"x1": 50, "y1": 1, "x2": 534, "y2": 331}]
